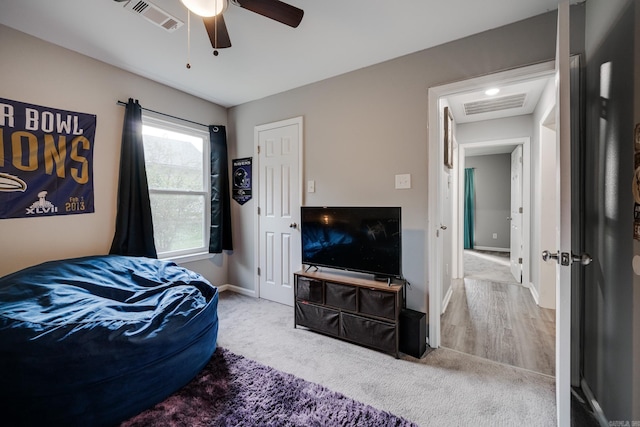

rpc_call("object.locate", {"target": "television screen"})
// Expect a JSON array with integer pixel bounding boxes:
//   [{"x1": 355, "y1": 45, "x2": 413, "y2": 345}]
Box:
[{"x1": 301, "y1": 206, "x2": 402, "y2": 279}]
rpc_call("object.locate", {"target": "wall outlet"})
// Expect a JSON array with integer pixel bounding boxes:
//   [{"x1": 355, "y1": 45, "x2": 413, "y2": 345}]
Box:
[
  {"x1": 492, "y1": 233, "x2": 498, "y2": 239},
  {"x1": 307, "y1": 180, "x2": 315, "y2": 193},
  {"x1": 395, "y1": 174, "x2": 411, "y2": 189}
]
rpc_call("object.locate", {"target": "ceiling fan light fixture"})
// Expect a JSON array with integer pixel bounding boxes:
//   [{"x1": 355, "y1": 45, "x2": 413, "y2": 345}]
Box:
[{"x1": 181, "y1": 0, "x2": 228, "y2": 17}]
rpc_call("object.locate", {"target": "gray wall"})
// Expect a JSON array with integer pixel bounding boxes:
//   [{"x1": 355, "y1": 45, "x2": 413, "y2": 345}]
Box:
[
  {"x1": 227, "y1": 9, "x2": 586, "y2": 314},
  {"x1": 0, "y1": 25, "x2": 229, "y2": 286},
  {"x1": 464, "y1": 154, "x2": 511, "y2": 249},
  {"x1": 584, "y1": 0, "x2": 640, "y2": 420},
  {"x1": 2, "y1": 4, "x2": 636, "y2": 419}
]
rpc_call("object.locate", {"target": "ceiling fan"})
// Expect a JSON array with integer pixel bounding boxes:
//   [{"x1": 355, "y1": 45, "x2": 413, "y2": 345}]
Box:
[{"x1": 182, "y1": 0, "x2": 304, "y2": 55}]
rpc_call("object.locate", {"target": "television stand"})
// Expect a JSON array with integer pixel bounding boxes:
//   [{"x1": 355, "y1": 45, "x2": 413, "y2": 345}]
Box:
[{"x1": 294, "y1": 270, "x2": 403, "y2": 357}]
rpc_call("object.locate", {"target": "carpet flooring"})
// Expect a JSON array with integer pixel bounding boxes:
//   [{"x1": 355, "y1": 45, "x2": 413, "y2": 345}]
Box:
[
  {"x1": 463, "y1": 250, "x2": 518, "y2": 284},
  {"x1": 120, "y1": 286, "x2": 601, "y2": 426},
  {"x1": 214, "y1": 291, "x2": 557, "y2": 426},
  {"x1": 121, "y1": 348, "x2": 415, "y2": 427}
]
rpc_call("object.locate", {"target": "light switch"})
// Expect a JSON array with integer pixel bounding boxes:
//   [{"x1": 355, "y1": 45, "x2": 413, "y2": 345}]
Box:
[
  {"x1": 395, "y1": 174, "x2": 411, "y2": 189},
  {"x1": 307, "y1": 180, "x2": 315, "y2": 193}
]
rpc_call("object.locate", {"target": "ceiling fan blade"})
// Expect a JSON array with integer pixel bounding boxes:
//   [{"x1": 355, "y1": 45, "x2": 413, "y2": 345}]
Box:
[
  {"x1": 237, "y1": 0, "x2": 304, "y2": 28},
  {"x1": 203, "y1": 14, "x2": 232, "y2": 50}
]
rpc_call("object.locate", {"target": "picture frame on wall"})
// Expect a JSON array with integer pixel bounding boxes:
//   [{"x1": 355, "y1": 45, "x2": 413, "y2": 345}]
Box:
[{"x1": 444, "y1": 106, "x2": 453, "y2": 169}]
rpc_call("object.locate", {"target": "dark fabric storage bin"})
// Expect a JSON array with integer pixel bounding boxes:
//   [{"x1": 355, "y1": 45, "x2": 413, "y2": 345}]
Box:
[
  {"x1": 296, "y1": 277, "x2": 323, "y2": 303},
  {"x1": 341, "y1": 313, "x2": 396, "y2": 354},
  {"x1": 325, "y1": 281, "x2": 356, "y2": 311},
  {"x1": 359, "y1": 288, "x2": 396, "y2": 320},
  {"x1": 295, "y1": 302, "x2": 339, "y2": 335}
]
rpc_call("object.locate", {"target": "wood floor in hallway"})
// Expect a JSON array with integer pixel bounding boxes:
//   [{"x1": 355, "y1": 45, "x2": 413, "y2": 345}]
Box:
[{"x1": 440, "y1": 251, "x2": 556, "y2": 376}]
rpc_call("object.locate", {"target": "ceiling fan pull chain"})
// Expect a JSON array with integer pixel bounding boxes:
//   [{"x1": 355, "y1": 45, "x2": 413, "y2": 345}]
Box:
[
  {"x1": 213, "y1": 15, "x2": 219, "y2": 56},
  {"x1": 186, "y1": 10, "x2": 192, "y2": 69}
]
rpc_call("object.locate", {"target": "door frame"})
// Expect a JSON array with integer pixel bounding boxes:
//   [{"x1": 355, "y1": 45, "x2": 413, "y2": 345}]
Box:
[
  {"x1": 253, "y1": 116, "x2": 304, "y2": 300},
  {"x1": 427, "y1": 60, "x2": 555, "y2": 348},
  {"x1": 454, "y1": 137, "x2": 531, "y2": 289}
]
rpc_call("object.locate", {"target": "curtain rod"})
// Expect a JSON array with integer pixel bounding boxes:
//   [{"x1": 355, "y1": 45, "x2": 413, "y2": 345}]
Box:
[{"x1": 116, "y1": 100, "x2": 209, "y2": 129}]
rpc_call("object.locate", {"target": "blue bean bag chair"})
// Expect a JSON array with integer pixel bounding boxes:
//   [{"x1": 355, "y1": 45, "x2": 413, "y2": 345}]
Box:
[{"x1": 0, "y1": 255, "x2": 219, "y2": 426}]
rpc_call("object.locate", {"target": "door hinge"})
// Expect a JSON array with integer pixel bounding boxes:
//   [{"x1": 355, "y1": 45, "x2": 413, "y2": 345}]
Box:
[
  {"x1": 257, "y1": 145, "x2": 261, "y2": 154},
  {"x1": 257, "y1": 267, "x2": 261, "y2": 276},
  {"x1": 519, "y1": 257, "x2": 523, "y2": 264},
  {"x1": 519, "y1": 207, "x2": 523, "y2": 214},
  {"x1": 257, "y1": 206, "x2": 260, "y2": 215}
]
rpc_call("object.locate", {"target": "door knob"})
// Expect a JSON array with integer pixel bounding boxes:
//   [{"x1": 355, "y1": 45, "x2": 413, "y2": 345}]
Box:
[
  {"x1": 541, "y1": 250, "x2": 559, "y2": 262},
  {"x1": 289, "y1": 223, "x2": 298, "y2": 229},
  {"x1": 440, "y1": 225, "x2": 447, "y2": 230},
  {"x1": 572, "y1": 252, "x2": 592, "y2": 266},
  {"x1": 543, "y1": 250, "x2": 592, "y2": 266}
]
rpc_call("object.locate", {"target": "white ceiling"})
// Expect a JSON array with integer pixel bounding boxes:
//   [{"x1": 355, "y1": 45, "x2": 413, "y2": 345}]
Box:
[
  {"x1": 447, "y1": 78, "x2": 551, "y2": 124},
  {"x1": 0, "y1": 0, "x2": 562, "y2": 108},
  {"x1": 451, "y1": 75, "x2": 554, "y2": 157}
]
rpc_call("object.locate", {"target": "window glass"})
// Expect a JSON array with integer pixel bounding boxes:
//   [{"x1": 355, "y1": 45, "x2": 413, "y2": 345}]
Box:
[{"x1": 142, "y1": 117, "x2": 209, "y2": 258}]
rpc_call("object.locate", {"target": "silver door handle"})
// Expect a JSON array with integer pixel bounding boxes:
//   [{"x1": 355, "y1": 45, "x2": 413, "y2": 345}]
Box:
[
  {"x1": 542, "y1": 250, "x2": 558, "y2": 262},
  {"x1": 289, "y1": 223, "x2": 298, "y2": 229},
  {"x1": 440, "y1": 225, "x2": 447, "y2": 230},
  {"x1": 572, "y1": 252, "x2": 592, "y2": 266},
  {"x1": 543, "y1": 250, "x2": 592, "y2": 266}
]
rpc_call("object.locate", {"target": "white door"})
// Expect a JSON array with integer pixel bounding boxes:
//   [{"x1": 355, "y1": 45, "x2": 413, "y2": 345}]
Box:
[
  {"x1": 441, "y1": 167, "x2": 452, "y2": 302},
  {"x1": 545, "y1": 3, "x2": 572, "y2": 425},
  {"x1": 509, "y1": 145, "x2": 523, "y2": 283},
  {"x1": 439, "y1": 108, "x2": 453, "y2": 316},
  {"x1": 256, "y1": 117, "x2": 303, "y2": 306}
]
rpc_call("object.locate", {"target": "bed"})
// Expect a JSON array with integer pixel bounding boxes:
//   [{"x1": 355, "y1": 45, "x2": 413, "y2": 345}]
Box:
[{"x1": 0, "y1": 255, "x2": 219, "y2": 426}]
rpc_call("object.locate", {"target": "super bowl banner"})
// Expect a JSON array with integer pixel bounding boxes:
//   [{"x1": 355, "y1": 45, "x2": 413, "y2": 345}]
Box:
[{"x1": 0, "y1": 97, "x2": 96, "y2": 219}]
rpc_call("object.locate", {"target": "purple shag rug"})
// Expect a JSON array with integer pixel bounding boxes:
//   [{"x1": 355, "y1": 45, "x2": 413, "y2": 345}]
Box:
[{"x1": 121, "y1": 347, "x2": 416, "y2": 427}]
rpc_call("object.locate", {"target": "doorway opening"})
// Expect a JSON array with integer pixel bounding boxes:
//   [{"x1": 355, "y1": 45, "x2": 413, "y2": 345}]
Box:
[{"x1": 427, "y1": 61, "x2": 558, "y2": 376}]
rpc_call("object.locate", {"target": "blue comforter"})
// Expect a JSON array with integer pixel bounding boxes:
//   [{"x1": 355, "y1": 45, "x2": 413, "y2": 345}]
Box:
[{"x1": 0, "y1": 255, "x2": 219, "y2": 426}]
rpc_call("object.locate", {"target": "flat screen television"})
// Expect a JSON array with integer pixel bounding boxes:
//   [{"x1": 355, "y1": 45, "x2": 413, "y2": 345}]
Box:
[{"x1": 301, "y1": 206, "x2": 402, "y2": 280}]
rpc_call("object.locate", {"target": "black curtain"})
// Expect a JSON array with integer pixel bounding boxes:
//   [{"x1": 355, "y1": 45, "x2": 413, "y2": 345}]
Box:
[
  {"x1": 209, "y1": 125, "x2": 233, "y2": 253},
  {"x1": 110, "y1": 98, "x2": 157, "y2": 258}
]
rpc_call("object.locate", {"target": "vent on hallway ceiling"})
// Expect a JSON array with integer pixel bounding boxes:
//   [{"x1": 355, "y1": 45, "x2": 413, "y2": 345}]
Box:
[
  {"x1": 464, "y1": 93, "x2": 527, "y2": 115},
  {"x1": 124, "y1": 0, "x2": 184, "y2": 32}
]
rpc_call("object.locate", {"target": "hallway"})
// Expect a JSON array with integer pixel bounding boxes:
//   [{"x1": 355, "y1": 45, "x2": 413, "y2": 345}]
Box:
[{"x1": 440, "y1": 250, "x2": 556, "y2": 376}]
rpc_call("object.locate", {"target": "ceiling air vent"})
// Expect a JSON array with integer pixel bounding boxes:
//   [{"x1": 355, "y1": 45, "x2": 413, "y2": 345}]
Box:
[
  {"x1": 123, "y1": 0, "x2": 184, "y2": 32},
  {"x1": 464, "y1": 93, "x2": 527, "y2": 116}
]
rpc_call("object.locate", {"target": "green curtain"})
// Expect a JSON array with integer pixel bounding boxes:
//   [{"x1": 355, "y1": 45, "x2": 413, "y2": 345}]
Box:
[{"x1": 464, "y1": 168, "x2": 475, "y2": 249}]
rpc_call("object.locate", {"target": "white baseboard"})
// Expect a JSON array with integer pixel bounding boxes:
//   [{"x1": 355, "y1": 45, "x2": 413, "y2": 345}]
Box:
[
  {"x1": 528, "y1": 282, "x2": 540, "y2": 305},
  {"x1": 217, "y1": 284, "x2": 256, "y2": 297},
  {"x1": 473, "y1": 246, "x2": 510, "y2": 252},
  {"x1": 441, "y1": 285, "x2": 453, "y2": 314}
]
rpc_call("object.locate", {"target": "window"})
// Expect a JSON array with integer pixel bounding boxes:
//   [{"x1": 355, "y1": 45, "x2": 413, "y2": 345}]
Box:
[{"x1": 141, "y1": 115, "x2": 210, "y2": 259}]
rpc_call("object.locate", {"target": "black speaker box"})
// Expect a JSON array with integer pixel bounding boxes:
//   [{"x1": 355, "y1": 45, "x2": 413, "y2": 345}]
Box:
[{"x1": 399, "y1": 308, "x2": 427, "y2": 358}]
